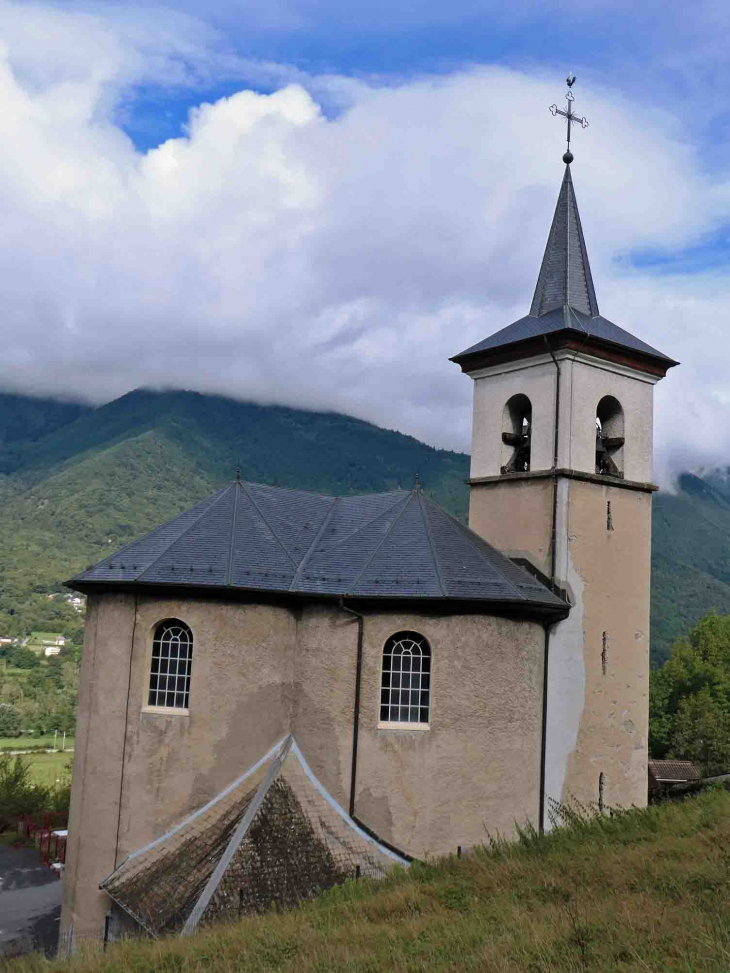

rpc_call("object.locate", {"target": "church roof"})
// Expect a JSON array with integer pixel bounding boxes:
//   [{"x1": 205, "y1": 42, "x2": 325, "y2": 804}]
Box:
[
  {"x1": 69, "y1": 480, "x2": 566, "y2": 614},
  {"x1": 452, "y1": 165, "x2": 678, "y2": 372}
]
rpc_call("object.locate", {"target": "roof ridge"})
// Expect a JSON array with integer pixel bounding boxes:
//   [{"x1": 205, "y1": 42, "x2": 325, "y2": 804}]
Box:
[
  {"x1": 419, "y1": 494, "x2": 528, "y2": 602},
  {"x1": 416, "y1": 491, "x2": 447, "y2": 597},
  {"x1": 239, "y1": 482, "x2": 299, "y2": 569},
  {"x1": 135, "y1": 484, "x2": 235, "y2": 583},
  {"x1": 289, "y1": 497, "x2": 340, "y2": 590},
  {"x1": 304, "y1": 492, "x2": 411, "y2": 557},
  {"x1": 226, "y1": 481, "x2": 242, "y2": 586},
  {"x1": 348, "y1": 492, "x2": 414, "y2": 593}
]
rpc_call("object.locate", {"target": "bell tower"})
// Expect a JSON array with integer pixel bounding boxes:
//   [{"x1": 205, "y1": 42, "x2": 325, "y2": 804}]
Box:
[{"x1": 451, "y1": 78, "x2": 678, "y2": 818}]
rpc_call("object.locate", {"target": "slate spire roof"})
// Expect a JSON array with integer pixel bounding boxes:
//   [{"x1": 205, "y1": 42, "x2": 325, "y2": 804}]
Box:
[
  {"x1": 70, "y1": 480, "x2": 566, "y2": 614},
  {"x1": 530, "y1": 165, "x2": 599, "y2": 318},
  {"x1": 452, "y1": 165, "x2": 678, "y2": 373}
]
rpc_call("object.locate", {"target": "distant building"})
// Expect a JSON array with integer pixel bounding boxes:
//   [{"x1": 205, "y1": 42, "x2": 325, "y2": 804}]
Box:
[
  {"x1": 44, "y1": 646, "x2": 62, "y2": 657},
  {"x1": 648, "y1": 760, "x2": 702, "y2": 797}
]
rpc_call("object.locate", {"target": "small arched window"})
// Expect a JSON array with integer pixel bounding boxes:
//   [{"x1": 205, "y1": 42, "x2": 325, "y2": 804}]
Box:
[
  {"x1": 148, "y1": 620, "x2": 193, "y2": 710},
  {"x1": 595, "y1": 396, "x2": 624, "y2": 477},
  {"x1": 380, "y1": 632, "x2": 431, "y2": 725},
  {"x1": 501, "y1": 394, "x2": 532, "y2": 474}
]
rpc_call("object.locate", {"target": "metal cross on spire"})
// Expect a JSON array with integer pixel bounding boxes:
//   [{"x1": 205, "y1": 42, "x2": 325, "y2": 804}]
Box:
[{"x1": 549, "y1": 72, "x2": 589, "y2": 164}]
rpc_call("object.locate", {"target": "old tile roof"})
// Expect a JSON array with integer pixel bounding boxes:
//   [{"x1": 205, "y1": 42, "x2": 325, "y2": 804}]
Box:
[
  {"x1": 69, "y1": 480, "x2": 567, "y2": 614},
  {"x1": 452, "y1": 165, "x2": 678, "y2": 370},
  {"x1": 100, "y1": 735, "x2": 406, "y2": 937},
  {"x1": 648, "y1": 760, "x2": 702, "y2": 783}
]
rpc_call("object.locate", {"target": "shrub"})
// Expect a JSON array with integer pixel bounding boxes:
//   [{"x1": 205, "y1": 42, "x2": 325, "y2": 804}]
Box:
[
  {"x1": 0, "y1": 753, "x2": 49, "y2": 821},
  {"x1": 10, "y1": 646, "x2": 40, "y2": 670},
  {"x1": 0, "y1": 702, "x2": 21, "y2": 737}
]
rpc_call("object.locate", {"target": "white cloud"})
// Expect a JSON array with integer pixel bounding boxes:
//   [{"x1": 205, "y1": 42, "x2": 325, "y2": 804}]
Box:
[{"x1": 0, "y1": 4, "x2": 728, "y2": 487}]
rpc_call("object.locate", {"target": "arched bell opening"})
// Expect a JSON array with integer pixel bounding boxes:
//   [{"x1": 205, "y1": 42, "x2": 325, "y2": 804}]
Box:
[
  {"x1": 595, "y1": 396, "x2": 624, "y2": 477},
  {"x1": 501, "y1": 394, "x2": 532, "y2": 474}
]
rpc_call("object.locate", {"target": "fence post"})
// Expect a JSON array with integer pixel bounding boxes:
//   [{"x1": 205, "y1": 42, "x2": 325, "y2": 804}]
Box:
[
  {"x1": 103, "y1": 915, "x2": 111, "y2": 952},
  {"x1": 457, "y1": 845, "x2": 462, "y2": 858}
]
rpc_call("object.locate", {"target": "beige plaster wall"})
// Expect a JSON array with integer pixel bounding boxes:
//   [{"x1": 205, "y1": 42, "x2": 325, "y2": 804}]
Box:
[
  {"x1": 470, "y1": 357, "x2": 557, "y2": 477},
  {"x1": 559, "y1": 355, "x2": 656, "y2": 482},
  {"x1": 353, "y1": 610, "x2": 544, "y2": 858},
  {"x1": 62, "y1": 594, "x2": 296, "y2": 935},
  {"x1": 468, "y1": 477, "x2": 554, "y2": 578},
  {"x1": 62, "y1": 594, "x2": 546, "y2": 934},
  {"x1": 559, "y1": 480, "x2": 651, "y2": 809},
  {"x1": 468, "y1": 351, "x2": 657, "y2": 483}
]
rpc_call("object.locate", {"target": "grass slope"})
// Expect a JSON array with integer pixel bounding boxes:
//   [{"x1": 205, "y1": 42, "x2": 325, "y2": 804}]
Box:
[{"x1": 8, "y1": 790, "x2": 730, "y2": 972}]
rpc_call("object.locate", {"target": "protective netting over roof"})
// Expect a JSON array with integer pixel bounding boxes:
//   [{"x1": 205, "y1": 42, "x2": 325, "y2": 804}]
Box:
[{"x1": 100, "y1": 736, "x2": 407, "y2": 937}]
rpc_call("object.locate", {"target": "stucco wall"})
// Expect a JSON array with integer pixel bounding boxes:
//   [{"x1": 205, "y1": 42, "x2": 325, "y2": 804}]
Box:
[
  {"x1": 556, "y1": 480, "x2": 651, "y2": 810},
  {"x1": 62, "y1": 594, "x2": 546, "y2": 935},
  {"x1": 468, "y1": 477, "x2": 554, "y2": 578},
  {"x1": 468, "y1": 350, "x2": 657, "y2": 483},
  {"x1": 471, "y1": 357, "x2": 557, "y2": 478}
]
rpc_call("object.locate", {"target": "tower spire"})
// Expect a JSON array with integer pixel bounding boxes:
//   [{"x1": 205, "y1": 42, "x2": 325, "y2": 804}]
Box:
[{"x1": 530, "y1": 162, "x2": 599, "y2": 319}]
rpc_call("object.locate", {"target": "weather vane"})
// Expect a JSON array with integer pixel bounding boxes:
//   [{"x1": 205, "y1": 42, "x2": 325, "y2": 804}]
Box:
[{"x1": 549, "y1": 72, "x2": 589, "y2": 164}]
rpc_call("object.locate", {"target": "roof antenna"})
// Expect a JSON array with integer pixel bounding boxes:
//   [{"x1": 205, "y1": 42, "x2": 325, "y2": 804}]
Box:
[{"x1": 236, "y1": 466, "x2": 241, "y2": 483}]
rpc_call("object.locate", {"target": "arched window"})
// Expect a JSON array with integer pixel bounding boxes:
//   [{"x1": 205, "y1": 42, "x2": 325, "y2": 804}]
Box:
[
  {"x1": 501, "y1": 394, "x2": 532, "y2": 474},
  {"x1": 595, "y1": 396, "x2": 624, "y2": 477},
  {"x1": 148, "y1": 620, "x2": 193, "y2": 709},
  {"x1": 380, "y1": 632, "x2": 431, "y2": 725}
]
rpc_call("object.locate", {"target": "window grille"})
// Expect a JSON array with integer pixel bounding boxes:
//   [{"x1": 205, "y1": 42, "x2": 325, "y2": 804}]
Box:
[
  {"x1": 148, "y1": 620, "x2": 193, "y2": 709},
  {"x1": 380, "y1": 632, "x2": 431, "y2": 724}
]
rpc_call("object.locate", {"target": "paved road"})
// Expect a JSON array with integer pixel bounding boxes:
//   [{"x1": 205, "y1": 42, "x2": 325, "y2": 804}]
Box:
[{"x1": 0, "y1": 845, "x2": 62, "y2": 957}]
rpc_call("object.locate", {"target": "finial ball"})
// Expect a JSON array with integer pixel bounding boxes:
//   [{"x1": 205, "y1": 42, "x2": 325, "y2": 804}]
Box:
[{"x1": 563, "y1": 150, "x2": 574, "y2": 164}]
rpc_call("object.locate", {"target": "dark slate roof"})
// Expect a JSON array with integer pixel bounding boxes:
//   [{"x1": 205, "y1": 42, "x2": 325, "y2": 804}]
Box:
[
  {"x1": 530, "y1": 164, "x2": 598, "y2": 318},
  {"x1": 452, "y1": 166, "x2": 677, "y2": 368},
  {"x1": 454, "y1": 306, "x2": 673, "y2": 364},
  {"x1": 70, "y1": 480, "x2": 567, "y2": 614}
]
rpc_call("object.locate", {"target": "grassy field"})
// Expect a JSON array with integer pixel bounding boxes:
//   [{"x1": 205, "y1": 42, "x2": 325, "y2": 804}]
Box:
[
  {"x1": 5, "y1": 788, "x2": 730, "y2": 973},
  {"x1": 19, "y1": 751, "x2": 73, "y2": 786},
  {"x1": 0, "y1": 736, "x2": 75, "y2": 752}
]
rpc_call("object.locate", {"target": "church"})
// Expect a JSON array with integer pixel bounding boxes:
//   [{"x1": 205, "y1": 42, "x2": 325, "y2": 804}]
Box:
[{"x1": 61, "y1": 80, "x2": 677, "y2": 939}]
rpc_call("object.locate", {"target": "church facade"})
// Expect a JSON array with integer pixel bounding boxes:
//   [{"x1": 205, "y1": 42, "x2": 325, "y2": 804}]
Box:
[{"x1": 61, "y1": 154, "x2": 676, "y2": 937}]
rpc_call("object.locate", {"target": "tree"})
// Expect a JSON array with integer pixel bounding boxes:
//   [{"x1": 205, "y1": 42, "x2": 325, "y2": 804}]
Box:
[
  {"x1": 650, "y1": 610, "x2": 730, "y2": 774},
  {"x1": 10, "y1": 646, "x2": 39, "y2": 670},
  {"x1": 671, "y1": 688, "x2": 730, "y2": 777},
  {"x1": 0, "y1": 702, "x2": 22, "y2": 737}
]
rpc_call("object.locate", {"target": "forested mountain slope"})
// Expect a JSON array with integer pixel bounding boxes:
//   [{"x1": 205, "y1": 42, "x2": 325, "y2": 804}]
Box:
[{"x1": 1, "y1": 388, "x2": 729, "y2": 665}]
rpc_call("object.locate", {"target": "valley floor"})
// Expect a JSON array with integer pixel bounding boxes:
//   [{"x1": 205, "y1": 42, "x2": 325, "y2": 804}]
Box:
[{"x1": 4, "y1": 789, "x2": 730, "y2": 973}]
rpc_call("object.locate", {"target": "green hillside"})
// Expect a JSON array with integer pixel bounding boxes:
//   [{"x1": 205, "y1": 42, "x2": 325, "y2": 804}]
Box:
[
  {"x1": 1, "y1": 388, "x2": 730, "y2": 665},
  {"x1": 8, "y1": 790, "x2": 730, "y2": 972},
  {"x1": 0, "y1": 389, "x2": 469, "y2": 642}
]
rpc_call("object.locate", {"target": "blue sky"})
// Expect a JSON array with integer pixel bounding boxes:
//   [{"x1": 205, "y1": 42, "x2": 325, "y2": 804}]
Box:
[{"x1": 1, "y1": 0, "x2": 730, "y2": 480}]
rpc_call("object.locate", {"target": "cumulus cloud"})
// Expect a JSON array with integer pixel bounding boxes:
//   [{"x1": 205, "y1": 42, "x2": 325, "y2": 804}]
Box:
[{"x1": 0, "y1": 2, "x2": 728, "y2": 487}]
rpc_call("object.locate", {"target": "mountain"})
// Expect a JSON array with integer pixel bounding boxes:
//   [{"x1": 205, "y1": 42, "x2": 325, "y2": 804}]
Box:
[
  {"x1": 0, "y1": 389, "x2": 469, "y2": 640},
  {"x1": 652, "y1": 472, "x2": 730, "y2": 664},
  {"x1": 0, "y1": 387, "x2": 729, "y2": 666}
]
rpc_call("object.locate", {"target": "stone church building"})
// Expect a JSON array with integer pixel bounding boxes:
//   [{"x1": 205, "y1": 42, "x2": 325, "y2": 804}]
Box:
[{"x1": 61, "y1": 153, "x2": 677, "y2": 937}]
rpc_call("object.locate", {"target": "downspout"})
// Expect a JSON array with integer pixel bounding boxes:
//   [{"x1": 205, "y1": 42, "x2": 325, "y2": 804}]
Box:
[
  {"x1": 540, "y1": 336, "x2": 561, "y2": 832},
  {"x1": 339, "y1": 597, "x2": 364, "y2": 818}
]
